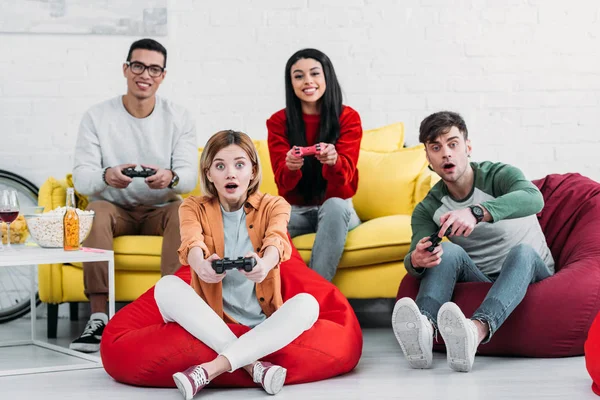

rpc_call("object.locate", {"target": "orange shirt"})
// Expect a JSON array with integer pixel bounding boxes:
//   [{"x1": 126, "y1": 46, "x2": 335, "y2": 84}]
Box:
[{"x1": 178, "y1": 191, "x2": 292, "y2": 323}]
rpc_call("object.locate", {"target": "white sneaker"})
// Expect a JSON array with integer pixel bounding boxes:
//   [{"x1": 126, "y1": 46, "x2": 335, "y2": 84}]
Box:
[
  {"x1": 391, "y1": 297, "x2": 434, "y2": 369},
  {"x1": 438, "y1": 302, "x2": 479, "y2": 372}
]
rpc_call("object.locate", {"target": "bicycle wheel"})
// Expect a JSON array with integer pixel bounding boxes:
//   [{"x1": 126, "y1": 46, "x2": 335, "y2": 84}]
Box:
[{"x1": 0, "y1": 170, "x2": 41, "y2": 323}]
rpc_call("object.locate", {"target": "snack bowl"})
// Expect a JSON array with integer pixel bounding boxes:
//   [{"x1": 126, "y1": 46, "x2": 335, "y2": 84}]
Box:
[{"x1": 23, "y1": 208, "x2": 95, "y2": 248}]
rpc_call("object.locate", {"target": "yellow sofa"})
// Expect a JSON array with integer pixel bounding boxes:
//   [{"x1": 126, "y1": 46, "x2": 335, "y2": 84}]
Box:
[{"x1": 38, "y1": 123, "x2": 436, "y2": 336}]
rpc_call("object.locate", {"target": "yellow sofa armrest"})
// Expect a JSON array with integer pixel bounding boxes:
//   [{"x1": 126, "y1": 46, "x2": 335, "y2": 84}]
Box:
[
  {"x1": 38, "y1": 177, "x2": 68, "y2": 211},
  {"x1": 39, "y1": 175, "x2": 90, "y2": 210}
]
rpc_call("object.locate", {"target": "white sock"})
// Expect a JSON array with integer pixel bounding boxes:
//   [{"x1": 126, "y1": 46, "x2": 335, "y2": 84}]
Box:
[{"x1": 90, "y1": 312, "x2": 108, "y2": 324}]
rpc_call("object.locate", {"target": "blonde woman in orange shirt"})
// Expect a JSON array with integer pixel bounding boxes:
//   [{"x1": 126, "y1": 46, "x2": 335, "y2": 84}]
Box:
[{"x1": 153, "y1": 130, "x2": 319, "y2": 399}]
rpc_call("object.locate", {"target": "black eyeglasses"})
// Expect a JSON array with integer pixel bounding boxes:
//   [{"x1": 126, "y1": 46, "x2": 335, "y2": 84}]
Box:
[{"x1": 125, "y1": 61, "x2": 165, "y2": 77}]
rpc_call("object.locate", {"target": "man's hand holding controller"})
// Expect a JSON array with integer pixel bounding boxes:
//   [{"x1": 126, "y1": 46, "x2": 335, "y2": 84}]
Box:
[{"x1": 104, "y1": 163, "x2": 136, "y2": 189}]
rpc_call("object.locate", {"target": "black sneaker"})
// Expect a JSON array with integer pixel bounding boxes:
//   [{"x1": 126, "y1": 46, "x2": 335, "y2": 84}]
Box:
[{"x1": 69, "y1": 318, "x2": 106, "y2": 353}]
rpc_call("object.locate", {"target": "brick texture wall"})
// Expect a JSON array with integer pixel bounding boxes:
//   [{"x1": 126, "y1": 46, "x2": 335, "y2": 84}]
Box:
[{"x1": 1, "y1": 0, "x2": 599, "y2": 188}]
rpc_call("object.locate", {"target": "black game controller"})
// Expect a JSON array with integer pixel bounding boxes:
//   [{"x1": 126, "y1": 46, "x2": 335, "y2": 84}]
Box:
[
  {"x1": 121, "y1": 166, "x2": 157, "y2": 178},
  {"x1": 212, "y1": 257, "x2": 257, "y2": 274},
  {"x1": 426, "y1": 226, "x2": 453, "y2": 252}
]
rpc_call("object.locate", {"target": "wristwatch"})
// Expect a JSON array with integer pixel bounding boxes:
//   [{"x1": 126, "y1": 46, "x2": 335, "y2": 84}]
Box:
[
  {"x1": 168, "y1": 170, "x2": 179, "y2": 189},
  {"x1": 469, "y1": 205, "x2": 485, "y2": 224}
]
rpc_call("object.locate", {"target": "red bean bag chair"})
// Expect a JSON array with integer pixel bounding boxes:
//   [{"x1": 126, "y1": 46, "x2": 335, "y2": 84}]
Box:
[
  {"x1": 397, "y1": 173, "x2": 600, "y2": 357},
  {"x1": 100, "y1": 243, "x2": 363, "y2": 387},
  {"x1": 585, "y1": 311, "x2": 600, "y2": 396}
]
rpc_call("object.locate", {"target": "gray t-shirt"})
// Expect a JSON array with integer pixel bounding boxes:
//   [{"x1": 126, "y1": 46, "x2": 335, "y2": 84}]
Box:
[
  {"x1": 221, "y1": 205, "x2": 266, "y2": 327},
  {"x1": 73, "y1": 96, "x2": 198, "y2": 207}
]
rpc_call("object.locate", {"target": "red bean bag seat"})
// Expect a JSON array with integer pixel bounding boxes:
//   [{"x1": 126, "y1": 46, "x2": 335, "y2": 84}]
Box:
[
  {"x1": 397, "y1": 173, "x2": 600, "y2": 357},
  {"x1": 100, "y1": 244, "x2": 363, "y2": 387},
  {"x1": 585, "y1": 311, "x2": 600, "y2": 396}
]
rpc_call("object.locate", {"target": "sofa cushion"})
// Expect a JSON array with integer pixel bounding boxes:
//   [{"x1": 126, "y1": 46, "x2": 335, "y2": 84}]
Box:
[
  {"x1": 254, "y1": 140, "x2": 279, "y2": 196},
  {"x1": 69, "y1": 236, "x2": 163, "y2": 271},
  {"x1": 113, "y1": 235, "x2": 163, "y2": 256},
  {"x1": 353, "y1": 144, "x2": 429, "y2": 221},
  {"x1": 292, "y1": 214, "x2": 412, "y2": 268},
  {"x1": 61, "y1": 265, "x2": 161, "y2": 302},
  {"x1": 333, "y1": 261, "x2": 407, "y2": 299},
  {"x1": 181, "y1": 148, "x2": 204, "y2": 199},
  {"x1": 361, "y1": 122, "x2": 404, "y2": 152},
  {"x1": 112, "y1": 235, "x2": 163, "y2": 272}
]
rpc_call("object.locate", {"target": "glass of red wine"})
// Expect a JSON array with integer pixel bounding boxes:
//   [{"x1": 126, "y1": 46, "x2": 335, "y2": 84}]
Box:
[{"x1": 0, "y1": 189, "x2": 20, "y2": 250}]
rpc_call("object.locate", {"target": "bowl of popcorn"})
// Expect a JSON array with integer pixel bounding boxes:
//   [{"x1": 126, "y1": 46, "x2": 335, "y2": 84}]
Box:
[{"x1": 23, "y1": 207, "x2": 95, "y2": 248}]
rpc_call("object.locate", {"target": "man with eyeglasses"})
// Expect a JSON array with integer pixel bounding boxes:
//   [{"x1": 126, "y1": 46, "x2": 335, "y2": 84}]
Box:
[{"x1": 71, "y1": 38, "x2": 198, "y2": 353}]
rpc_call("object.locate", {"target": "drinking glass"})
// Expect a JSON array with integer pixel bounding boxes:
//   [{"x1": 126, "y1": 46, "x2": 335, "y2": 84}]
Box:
[{"x1": 0, "y1": 189, "x2": 20, "y2": 250}]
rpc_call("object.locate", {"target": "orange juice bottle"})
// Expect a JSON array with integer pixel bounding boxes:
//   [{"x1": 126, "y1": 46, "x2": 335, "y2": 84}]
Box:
[{"x1": 63, "y1": 188, "x2": 80, "y2": 251}]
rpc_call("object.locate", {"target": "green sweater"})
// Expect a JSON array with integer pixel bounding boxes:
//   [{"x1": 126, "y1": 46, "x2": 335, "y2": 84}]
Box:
[{"x1": 404, "y1": 161, "x2": 555, "y2": 278}]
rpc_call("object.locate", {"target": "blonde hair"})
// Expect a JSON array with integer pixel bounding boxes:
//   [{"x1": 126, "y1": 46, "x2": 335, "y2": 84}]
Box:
[{"x1": 200, "y1": 130, "x2": 262, "y2": 198}]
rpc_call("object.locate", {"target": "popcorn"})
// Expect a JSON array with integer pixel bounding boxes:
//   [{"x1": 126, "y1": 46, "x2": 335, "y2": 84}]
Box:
[
  {"x1": 1, "y1": 215, "x2": 29, "y2": 244},
  {"x1": 24, "y1": 207, "x2": 94, "y2": 248}
]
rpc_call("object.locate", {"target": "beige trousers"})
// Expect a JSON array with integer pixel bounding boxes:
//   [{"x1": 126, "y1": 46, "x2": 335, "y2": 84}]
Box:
[{"x1": 82, "y1": 200, "x2": 182, "y2": 296}]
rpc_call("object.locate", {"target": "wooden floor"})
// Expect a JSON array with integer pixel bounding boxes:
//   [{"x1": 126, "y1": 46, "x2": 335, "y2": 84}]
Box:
[{"x1": 0, "y1": 314, "x2": 596, "y2": 400}]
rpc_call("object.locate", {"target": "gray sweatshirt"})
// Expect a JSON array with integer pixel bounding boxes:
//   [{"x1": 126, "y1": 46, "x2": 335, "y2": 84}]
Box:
[{"x1": 73, "y1": 96, "x2": 198, "y2": 207}]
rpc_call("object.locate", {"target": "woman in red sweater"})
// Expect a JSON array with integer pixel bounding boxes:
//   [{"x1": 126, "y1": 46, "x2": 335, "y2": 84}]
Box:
[{"x1": 267, "y1": 48, "x2": 363, "y2": 281}]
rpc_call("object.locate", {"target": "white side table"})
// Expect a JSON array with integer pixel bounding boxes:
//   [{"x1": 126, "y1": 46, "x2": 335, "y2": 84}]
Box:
[{"x1": 0, "y1": 245, "x2": 115, "y2": 377}]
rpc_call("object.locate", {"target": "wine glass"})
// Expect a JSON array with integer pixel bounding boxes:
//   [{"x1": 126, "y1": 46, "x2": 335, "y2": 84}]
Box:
[{"x1": 0, "y1": 189, "x2": 20, "y2": 250}]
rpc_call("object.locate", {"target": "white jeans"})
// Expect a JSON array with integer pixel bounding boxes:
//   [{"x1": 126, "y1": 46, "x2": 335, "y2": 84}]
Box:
[{"x1": 154, "y1": 275, "x2": 319, "y2": 371}]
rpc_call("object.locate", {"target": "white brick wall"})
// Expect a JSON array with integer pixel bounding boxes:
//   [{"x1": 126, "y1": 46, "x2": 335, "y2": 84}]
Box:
[{"x1": 1, "y1": 0, "x2": 599, "y2": 190}]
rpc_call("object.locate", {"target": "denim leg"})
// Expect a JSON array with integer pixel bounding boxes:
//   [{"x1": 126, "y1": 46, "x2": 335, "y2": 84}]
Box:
[
  {"x1": 416, "y1": 242, "x2": 491, "y2": 328},
  {"x1": 288, "y1": 205, "x2": 318, "y2": 238},
  {"x1": 310, "y1": 198, "x2": 360, "y2": 281},
  {"x1": 472, "y1": 244, "x2": 552, "y2": 343}
]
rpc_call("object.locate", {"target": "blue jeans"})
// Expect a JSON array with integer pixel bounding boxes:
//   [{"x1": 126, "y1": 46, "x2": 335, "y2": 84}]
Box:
[
  {"x1": 416, "y1": 242, "x2": 553, "y2": 342},
  {"x1": 288, "y1": 197, "x2": 361, "y2": 281}
]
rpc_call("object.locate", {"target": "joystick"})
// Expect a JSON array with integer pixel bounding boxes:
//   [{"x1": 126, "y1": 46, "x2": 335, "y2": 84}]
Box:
[
  {"x1": 212, "y1": 257, "x2": 257, "y2": 274},
  {"x1": 426, "y1": 226, "x2": 452, "y2": 252},
  {"x1": 293, "y1": 144, "x2": 321, "y2": 157},
  {"x1": 122, "y1": 166, "x2": 157, "y2": 178}
]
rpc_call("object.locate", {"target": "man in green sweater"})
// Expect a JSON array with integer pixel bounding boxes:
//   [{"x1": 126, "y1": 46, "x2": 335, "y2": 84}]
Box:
[{"x1": 392, "y1": 111, "x2": 554, "y2": 372}]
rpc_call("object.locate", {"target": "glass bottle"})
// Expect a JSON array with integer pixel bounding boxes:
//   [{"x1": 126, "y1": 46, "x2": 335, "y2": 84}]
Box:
[{"x1": 63, "y1": 187, "x2": 80, "y2": 251}]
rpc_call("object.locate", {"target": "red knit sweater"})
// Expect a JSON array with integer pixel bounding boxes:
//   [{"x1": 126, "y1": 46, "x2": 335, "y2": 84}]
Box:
[{"x1": 266, "y1": 105, "x2": 362, "y2": 206}]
